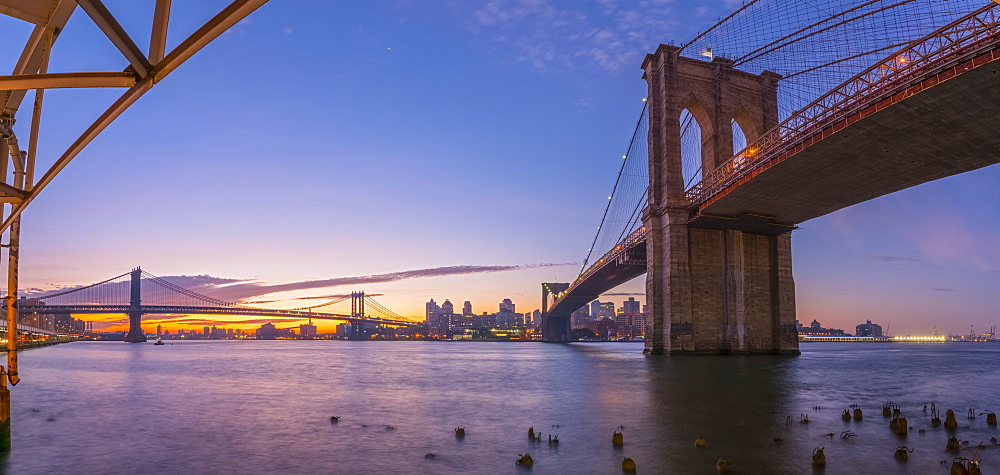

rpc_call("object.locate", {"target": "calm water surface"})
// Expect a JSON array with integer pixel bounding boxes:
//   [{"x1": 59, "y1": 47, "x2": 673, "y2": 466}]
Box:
[{"x1": 3, "y1": 341, "x2": 999, "y2": 473}]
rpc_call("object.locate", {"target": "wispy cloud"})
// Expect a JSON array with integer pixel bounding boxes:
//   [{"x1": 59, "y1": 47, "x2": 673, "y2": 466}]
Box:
[
  {"x1": 930, "y1": 288, "x2": 957, "y2": 292},
  {"x1": 203, "y1": 263, "x2": 569, "y2": 302},
  {"x1": 456, "y1": 0, "x2": 683, "y2": 72}
]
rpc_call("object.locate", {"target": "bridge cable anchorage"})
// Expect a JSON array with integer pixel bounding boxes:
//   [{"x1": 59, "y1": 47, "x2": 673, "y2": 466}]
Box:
[{"x1": 579, "y1": 102, "x2": 648, "y2": 276}]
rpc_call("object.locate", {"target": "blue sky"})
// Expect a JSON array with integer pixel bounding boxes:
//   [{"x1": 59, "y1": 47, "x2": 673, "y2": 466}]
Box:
[{"x1": 2, "y1": 0, "x2": 997, "y2": 335}]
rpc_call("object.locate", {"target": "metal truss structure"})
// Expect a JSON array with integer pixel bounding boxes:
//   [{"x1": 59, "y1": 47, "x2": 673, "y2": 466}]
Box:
[{"x1": 0, "y1": 0, "x2": 268, "y2": 447}]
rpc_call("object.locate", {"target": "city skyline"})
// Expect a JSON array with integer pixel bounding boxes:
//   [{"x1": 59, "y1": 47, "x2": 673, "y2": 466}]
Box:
[{"x1": 3, "y1": 1, "x2": 997, "y2": 336}]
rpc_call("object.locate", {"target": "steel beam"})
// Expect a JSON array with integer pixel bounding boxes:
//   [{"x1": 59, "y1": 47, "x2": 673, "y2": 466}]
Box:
[
  {"x1": 149, "y1": 0, "x2": 171, "y2": 64},
  {"x1": 0, "y1": 72, "x2": 135, "y2": 91},
  {"x1": 2, "y1": 1, "x2": 76, "y2": 113},
  {"x1": 76, "y1": 0, "x2": 152, "y2": 78},
  {"x1": 0, "y1": 0, "x2": 52, "y2": 25},
  {"x1": 0, "y1": 183, "x2": 25, "y2": 201}
]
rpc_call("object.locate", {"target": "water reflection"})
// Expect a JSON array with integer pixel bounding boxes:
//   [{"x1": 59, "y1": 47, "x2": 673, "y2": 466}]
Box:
[
  {"x1": 638, "y1": 356, "x2": 802, "y2": 472},
  {"x1": 2, "y1": 341, "x2": 997, "y2": 473}
]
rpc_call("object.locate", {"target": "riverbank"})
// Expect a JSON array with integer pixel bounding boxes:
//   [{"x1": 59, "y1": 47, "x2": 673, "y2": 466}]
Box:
[{"x1": 1, "y1": 338, "x2": 76, "y2": 351}]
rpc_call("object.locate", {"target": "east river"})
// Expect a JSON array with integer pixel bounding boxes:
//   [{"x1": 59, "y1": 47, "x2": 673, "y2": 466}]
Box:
[{"x1": 3, "y1": 340, "x2": 998, "y2": 473}]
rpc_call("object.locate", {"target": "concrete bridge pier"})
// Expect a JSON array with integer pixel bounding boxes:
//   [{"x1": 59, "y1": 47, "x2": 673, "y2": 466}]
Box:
[{"x1": 642, "y1": 44, "x2": 798, "y2": 355}]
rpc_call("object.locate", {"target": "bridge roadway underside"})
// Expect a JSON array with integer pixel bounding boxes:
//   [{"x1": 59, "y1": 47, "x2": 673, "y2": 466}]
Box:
[
  {"x1": 694, "y1": 58, "x2": 1000, "y2": 228},
  {"x1": 543, "y1": 248, "x2": 647, "y2": 341}
]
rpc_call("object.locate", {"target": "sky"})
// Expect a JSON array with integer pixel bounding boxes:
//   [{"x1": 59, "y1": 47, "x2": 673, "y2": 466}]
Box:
[{"x1": 0, "y1": 0, "x2": 997, "y2": 335}]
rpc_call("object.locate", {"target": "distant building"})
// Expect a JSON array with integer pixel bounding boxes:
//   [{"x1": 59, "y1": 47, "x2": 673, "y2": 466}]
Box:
[
  {"x1": 256, "y1": 323, "x2": 278, "y2": 340},
  {"x1": 472, "y1": 312, "x2": 497, "y2": 329},
  {"x1": 599, "y1": 302, "x2": 615, "y2": 319},
  {"x1": 590, "y1": 300, "x2": 603, "y2": 320},
  {"x1": 588, "y1": 300, "x2": 617, "y2": 319},
  {"x1": 584, "y1": 319, "x2": 616, "y2": 339},
  {"x1": 53, "y1": 314, "x2": 84, "y2": 333},
  {"x1": 425, "y1": 299, "x2": 439, "y2": 322},
  {"x1": 856, "y1": 319, "x2": 883, "y2": 337},
  {"x1": 424, "y1": 298, "x2": 458, "y2": 337},
  {"x1": 496, "y1": 299, "x2": 521, "y2": 328},
  {"x1": 623, "y1": 297, "x2": 640, "y2": 315},
  {"x1": 798, "y1": 319, "x2": 846, "y2": 336},
  {"x1": 571, "y1": 306, "x2": 590, "y2": 328},
  {"x1": 463, "y1": 301, "x2": 473, "y2": 316},
  {"x1": 299, "y1": 322, "x2": 318, "y2": 338}
]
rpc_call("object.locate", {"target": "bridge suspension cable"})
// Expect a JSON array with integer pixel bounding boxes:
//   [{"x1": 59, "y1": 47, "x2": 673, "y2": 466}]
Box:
[
  {"x1": 27, "y1": 272, "x2": 130, "y2": 303},
  {"x1": 364, "y1": 296, "x2": 410, "y2": 322},
  {"x1": 678, "y1": 0, "x2": 988, "y2": 124},
  {"x1": 291, "y1": 295, "x2": 352, "y2": 311},
  {"x1": 140, "y1": 270, "x2": 246, "y2": 308},
  {"x1": 579, "y1": 102, "x2": 648, "y2": 276},
  {"x1": 579, "y1": 100, "x2": 709, "y2": 278}
]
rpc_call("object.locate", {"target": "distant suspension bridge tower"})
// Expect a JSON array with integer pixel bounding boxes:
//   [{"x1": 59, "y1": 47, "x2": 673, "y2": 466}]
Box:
[{"x1": 124, "y1": 268, "x2": 145, "y2": 343}]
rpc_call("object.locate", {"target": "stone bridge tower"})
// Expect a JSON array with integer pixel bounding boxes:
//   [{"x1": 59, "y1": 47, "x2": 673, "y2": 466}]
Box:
[{"x1": 642, "y1": 44, "x2": 799, "y2": 355}]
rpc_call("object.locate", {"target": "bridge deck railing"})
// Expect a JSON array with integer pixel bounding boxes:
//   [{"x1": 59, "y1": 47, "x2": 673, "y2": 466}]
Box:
[{"x1": 686, "y1": 4, "x2": 1000, "y2": 206}]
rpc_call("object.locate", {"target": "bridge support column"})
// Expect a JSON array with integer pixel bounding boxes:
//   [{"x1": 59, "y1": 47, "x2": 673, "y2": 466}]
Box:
[
  {"x1": 644, "y1": 208, "x2": 690, "y2": 355},
  {"x1": 123, "y1": 268, "x2": 146, "y2": 343},
  {"x1": 645, "y1": 216, "x2": 798, "y2": 354},
  {"x1": 540, "y1": 283, "x2": 572, "y2": 341},
  {"x1": 541, "y1": 315, "x2": 570, "y2": 342},
  {"x1": 642, "y1": 43, "x2": 797, "y2": 355}
]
